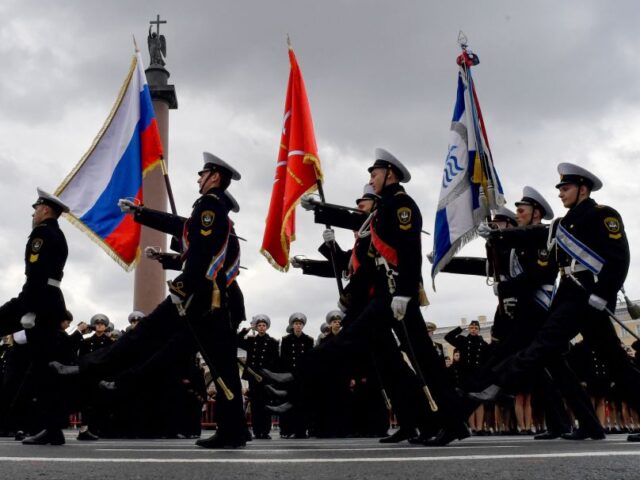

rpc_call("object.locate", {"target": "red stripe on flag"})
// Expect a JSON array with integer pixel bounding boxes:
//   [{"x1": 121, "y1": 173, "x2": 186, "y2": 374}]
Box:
[
  {"x1": 141, "y1": 118, "x2": 163, "y2": 172},
  {"x1": 104, "y1": 213, "x2": 140, "y2": 265}
]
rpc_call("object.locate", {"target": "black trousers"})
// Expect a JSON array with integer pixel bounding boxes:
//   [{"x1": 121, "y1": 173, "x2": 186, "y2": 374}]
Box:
[
  {"x1": 298, "y1": 296, "x2": 457, "y2": 436},
  {"x1": 80, "y1": 296, "x2": 245, "y2": 441},
  {"x1": 247, "y1": 379, "x2": 271, "y2": 436},
  {"x1": 486, "y1": 299, "x2": 600, "y2": 434},
  {"x1": 494, "y1": 283, "x2": 640, "y2": 424}
]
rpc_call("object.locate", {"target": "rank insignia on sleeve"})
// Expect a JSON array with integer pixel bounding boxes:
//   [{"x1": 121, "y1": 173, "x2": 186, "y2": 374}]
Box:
[
  {"x1": 200, "y1": 229, "x2": 212, "y2": 236},
  {"x1": 31, "y1": 238, "x2": 43, "y2": 252},
  {"x1": 397, "y1": 207, "x2": 412, "y2": 230},
  {"x1": 201, "y1": 210, "x2": 215, "y2": 227},
  {"x1": 604, "y1": 217, "x2": 622, "y2": 239},
  {"x1": 29, "y1": 254, "x2": 39, "y2": 263}
]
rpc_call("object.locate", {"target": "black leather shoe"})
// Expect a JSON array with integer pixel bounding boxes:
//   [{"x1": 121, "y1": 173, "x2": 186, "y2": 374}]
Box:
[
  {"x1": 423, "y1": 425, "x2": 471, "y2": 446},
  {"x1": 261, "y1": 368, "x2": 294, "y2": 385},
  {"x1": 379, "y1": 428, "x2": 418, "y2": 444},
  {"x1": 534, "y1": 431, "x2": 565, "y2": 440},
  {"x1": 561, "y1": 429, "x2": 605, "y2": 440},
  {"x1": 266, "y1": 402, "x2": 294, "y2": 414},
  {"x1": 14, "y1": 431, "x2": 26, "y2": 441},
  {"x1": 77, "y1": 430, "x2": 99, "y2": 441},
  {"x1": 22, "y1": 429, "x2": 65, "y2": 445},
  {"x1": 265, "y1": 384, "x2": 289, "y2": 400},
  {"x1": 627, "y1": 433, "x2": 640, "y2": 442},
  {"x1": 408, "y1": 433, "x2": 434, "y2": 444},
  {"x1": 467, "y1": 384, "x2": 502, "y2": 402},
  {"x1": 98, "y1": 380, "x2": 117, "y2": 391},
  {"x1": 195, "y1": 434, "x2": 246, "y2": 449},
  {"x1": 49, "y1": 361, "x2": 80, "y2": 376}
]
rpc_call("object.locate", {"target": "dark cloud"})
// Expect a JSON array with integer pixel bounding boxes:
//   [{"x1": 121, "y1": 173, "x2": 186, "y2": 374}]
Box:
[{"x1": 0, "y1": 0, "x2": 639, "y2": 334}]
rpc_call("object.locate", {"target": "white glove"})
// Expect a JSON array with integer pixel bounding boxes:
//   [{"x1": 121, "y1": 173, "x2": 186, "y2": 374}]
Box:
[
  {"x1": 169, "y1": 293, "x2": 182, "y2": 305},
  {"x1": 492, "y1": 283, "x2": 500, "y2": 296},
  {"x1": 118, "y1": 198, "x2": 138, "y2": 214},
  {"x1": 391, "y1": 296, "x2": 411, "y2": 321},
  {"x1": 13, "y1": 330, "x2": 28, "y2": 345},
  {"x1": 477, "y1": 222, "x2": 494, "y2": 239},
  {"x1": 322, "y1": 228, "x2": 335, "y2": 245},
  {"x1": 20, "y1": 312, "x2": 36, "y2": 329},
  {"x1": 502, "y1": 297, "x2": 518, "y2": 316},
  {"x1": 290, "y1": 257, "x2": 302, "y2": 268},
  {"x1": 144, "y1": 246, "x2": 161, "y2": 259},
  {"x1": 300, "y1": 194, "x2": 316, "y2": 211},
  {"x1": 588, "y1": 294, "x2": 607, "y2": 311},
  {"x1": 426, "y1": 252, "x2": 434, "y2": 264}
]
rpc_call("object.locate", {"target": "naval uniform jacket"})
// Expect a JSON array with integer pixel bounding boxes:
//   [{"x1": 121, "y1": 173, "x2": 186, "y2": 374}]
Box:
[
  {"x1": 238, "y1": 333, "x2": 279, "y2": 381},
  {"x1": 553, "y1": 198, "x2": 629, "y2": 307},
  {"x1": 135, "y1": 202, "x2": 244, "y2": 325},
  {"x1": 169, "y1": 188, "x2": 233, "y2": 312},
  {"x1": 369, "y1": 183, "x2": 422, "y2": 298},
  {"x1": 492, "y1": 224, "x2": 558, "y2": 317},
  {"x1": 280, "y1": 333, "x2": 314, "y2": 372},
  {"x1": 444, "y1": 328, "x2": 490, "y2": 371},
  {"x1": 78, "y1": 333, "x2": 114, "y2": 357},
  {"x1": 18, "y1": 218, "x2": 68, "y2": 330},
  {"x1": 568, "y1": 340, "x2": 612, "y2": 396}
]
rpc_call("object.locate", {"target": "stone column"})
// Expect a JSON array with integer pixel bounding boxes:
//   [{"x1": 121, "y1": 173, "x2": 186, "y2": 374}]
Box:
[{"x1": 133, "y1": 64, "x2": 178, "y2": 314}]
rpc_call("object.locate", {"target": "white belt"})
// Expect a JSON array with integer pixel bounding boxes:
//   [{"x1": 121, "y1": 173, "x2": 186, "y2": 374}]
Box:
[
  {"x1": 374, "y1": 257, "x2": 386, "y2": 267},
  {"x1": 47, "y1": 278, "x2": 61, "y2": 288},
  {"x1": 570, "y1": 259, "x2": 590, "y2": 274}
]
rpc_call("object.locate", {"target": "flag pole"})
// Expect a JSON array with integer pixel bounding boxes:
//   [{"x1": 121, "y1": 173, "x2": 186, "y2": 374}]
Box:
[
  {"x1": 159, "y1": 158, "x2": 178, "y2": 215},
  {"x1": 315, "y1": 179, "x2": 345, "y2": 296},
  {"x1": 287, "y1": 34, "x2": 344, "y2": 295}
]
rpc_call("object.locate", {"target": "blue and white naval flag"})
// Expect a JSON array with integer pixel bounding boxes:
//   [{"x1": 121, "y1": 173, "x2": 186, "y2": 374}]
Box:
[{"x1": 431, "y1": 50, "x2": 504, "y2": 285}]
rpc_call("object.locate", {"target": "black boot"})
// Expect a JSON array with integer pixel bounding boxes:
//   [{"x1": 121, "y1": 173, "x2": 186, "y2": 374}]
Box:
[
  {"x1": 77, "y1": 430, "x2": 100, "y2": 441},
  {"x1": 49, "y1": 361, "x2": 80, "y2": 376},
  {"x1": 379, "y1": 428, "x2": 417, "y2": 444},
  {"x1": 261, "y1": 369, "x2": 294, "y2": 385},
  {"x1": 467, "y1": 384, "x2": 502, "y2": 402},
  {"x1": 265, "y1": 402, "x2": 294, "y2": 414},
  {"x1": 534, "y1": 430, "x2": 566, "y2": 440},
  {"x1": 561, "y1": 428, "x2": 605, "y2": 440},
  {"x1": 22, "y1": 429, "x2": 65, "y2": 445},
  {"x1": 265, "y1": 384, "x2": 289, "y2": 400},
  {"x1": 423, "y1": 425, "x2": 471, "y2": 446},
  {"x1": 195, "y1": 433, "x2": 246, "y2": 449}
]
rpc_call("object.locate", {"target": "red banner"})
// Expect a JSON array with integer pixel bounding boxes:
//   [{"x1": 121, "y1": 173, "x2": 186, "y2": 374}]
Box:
[{"x1": 261, "y1": 47, "x2": 323, "y2": 271}]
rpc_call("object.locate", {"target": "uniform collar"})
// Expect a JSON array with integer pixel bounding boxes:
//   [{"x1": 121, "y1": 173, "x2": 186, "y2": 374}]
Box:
[
  {"x1": 36, "y1": 217, "x2": 59, "y2": 228},
  {"x1": 203, "y1": 187, "x2": 232, "y2": 211},
  {"x1": 380, "y1": 182, "x2": 404, "y2": 198},
  {"x1": 565, "y1": 197, "x2": 596, "y2": 217}
]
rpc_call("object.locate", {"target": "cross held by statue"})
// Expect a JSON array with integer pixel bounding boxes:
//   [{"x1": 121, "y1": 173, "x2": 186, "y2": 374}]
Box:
[{"x1": 150, "y1": 14, "x2": 166, "y2": 35}]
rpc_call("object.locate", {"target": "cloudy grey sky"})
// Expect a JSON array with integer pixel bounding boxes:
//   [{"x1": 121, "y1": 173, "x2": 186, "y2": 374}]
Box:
[{"x1": 1, "y1": 0, "x2": 639, "y2": 336}]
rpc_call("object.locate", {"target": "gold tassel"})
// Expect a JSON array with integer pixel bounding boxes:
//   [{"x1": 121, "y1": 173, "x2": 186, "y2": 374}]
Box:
[
  {"x1": 419, "y1": 283, "x2": 430, "y2": 307},
  {"x1": 212, "y1": 282, "x2": 221, "y2": 309}
]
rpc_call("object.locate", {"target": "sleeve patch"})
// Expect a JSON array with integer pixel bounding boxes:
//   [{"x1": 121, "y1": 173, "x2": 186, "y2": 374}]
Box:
[
  {"x1": 604, "y1": 217, "x2": 620, "y2": 234},
  {"x1": 31, "y1": 238, "x2": 43, "y2": 252},
  {"x1": 397, "y1": 207, "x2": 412, "y2": 226},
  {"x1": 201, "y1": 210, "x2": 215, "y2": 227}
]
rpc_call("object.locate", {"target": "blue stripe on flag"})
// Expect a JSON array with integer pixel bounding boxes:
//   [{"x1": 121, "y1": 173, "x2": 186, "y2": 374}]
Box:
[
  {"x1": 431, "y1": 208, "x2": 452, "y2": 275},
  {"x1": 139, "y1": 84, "x2": 155, "y2": 131},
  {"x1": 80, "y1": 123, "x2": 143, "y2": 238},
  {"x1": 451, "y1": 75, "x2": 465, "y2": 122}
]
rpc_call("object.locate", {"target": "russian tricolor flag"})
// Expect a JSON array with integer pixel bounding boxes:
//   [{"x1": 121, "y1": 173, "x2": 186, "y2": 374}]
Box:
[{"x1": 56, "y1": 52, "x2": 163, "y2": 270}]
